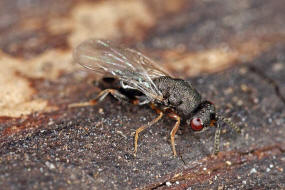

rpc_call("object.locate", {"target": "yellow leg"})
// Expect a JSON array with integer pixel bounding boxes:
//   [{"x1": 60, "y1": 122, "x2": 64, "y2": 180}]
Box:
[
  {"x1": 134, "y1": 111, "x2": 163, "y2": 156},
  {"x1": 68, "y1": 99, "x2": 97, "y2": 108},
  {"x1": 68, "y1": 89, "x2": 128, "y2": 108},
  {"x1": 169, "y1": 113, "x2": 181, "y2": 157}
]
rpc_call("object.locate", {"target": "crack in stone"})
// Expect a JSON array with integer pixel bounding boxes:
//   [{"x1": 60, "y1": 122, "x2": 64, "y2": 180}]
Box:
[{"x1": 246, "y1": 65, "x2": 285, "y2": 105}]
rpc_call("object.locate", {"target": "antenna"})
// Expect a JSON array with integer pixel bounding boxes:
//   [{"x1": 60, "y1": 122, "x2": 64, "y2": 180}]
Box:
[
  {"x1": 216, "y1": 113, "x2": 241, "y2": 133},
  {"x1": 214, "y1": 122, "x2": 221, "y2": 154}
]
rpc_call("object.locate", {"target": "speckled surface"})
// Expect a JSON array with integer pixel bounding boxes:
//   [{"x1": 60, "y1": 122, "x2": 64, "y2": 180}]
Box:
[{"x1": 0, "y1": 0, "x2": 284, "y2": 189}]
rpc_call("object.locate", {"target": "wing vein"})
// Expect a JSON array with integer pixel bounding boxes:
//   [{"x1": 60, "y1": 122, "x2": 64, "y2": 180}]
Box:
[{"x1": 74, "y1": 39, "x2": 171, "y2": 102}]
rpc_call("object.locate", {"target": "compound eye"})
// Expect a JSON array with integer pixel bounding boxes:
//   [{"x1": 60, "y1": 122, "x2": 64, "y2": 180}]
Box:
[{"x1": 190, "y1": 118, "x2": 204, "y2": 131}]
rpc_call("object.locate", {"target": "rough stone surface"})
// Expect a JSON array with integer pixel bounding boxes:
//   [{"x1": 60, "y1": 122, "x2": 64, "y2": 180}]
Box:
[{"x1": 0, "y1": 0, "x2": 284, "y2": 189}]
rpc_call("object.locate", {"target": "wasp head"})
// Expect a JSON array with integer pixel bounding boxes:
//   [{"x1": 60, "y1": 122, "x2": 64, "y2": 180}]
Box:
[
  {"x1": 185, "y1": 100, "x2": 240, "y2": 155},
  {"x1": 186, "y1": 101, "x2": 217, "y2": 132}
]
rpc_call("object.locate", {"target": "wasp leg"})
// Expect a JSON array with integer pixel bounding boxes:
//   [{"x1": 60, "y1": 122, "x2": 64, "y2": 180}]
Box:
[
  {"x1": 137, "y1": 98, "x2": 151, "y2": 105},
  {"x1": 68, "y1": 89, "x2": 129, "y2": 108},
  {"x1": 169, "y1": 113, "x2": 181, "y2": 157},
  {"x1": 131, "y1": 98, "x2": 150, "y2": 106},
  {"x1": 134, "y1": 105, "x2": 163, "y2": 156},
  {"x1": 214, "y1": 122, "x2": 221, "y2": 155}
]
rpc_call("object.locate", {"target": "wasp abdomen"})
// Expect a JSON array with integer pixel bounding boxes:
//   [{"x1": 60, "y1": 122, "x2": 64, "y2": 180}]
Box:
[{"x1": 153, "y1": 76, "x2": 202, "y2": 117}]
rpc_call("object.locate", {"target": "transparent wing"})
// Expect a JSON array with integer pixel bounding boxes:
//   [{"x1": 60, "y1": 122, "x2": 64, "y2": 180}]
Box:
[{"x1": 73, "y1": 39, "x2": 170, "y2": 101}]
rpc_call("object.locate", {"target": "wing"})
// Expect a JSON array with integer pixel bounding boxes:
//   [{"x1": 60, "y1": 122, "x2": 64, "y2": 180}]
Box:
[{"x1": 73, "y1": 39, "x2": 170, "y2": 101}]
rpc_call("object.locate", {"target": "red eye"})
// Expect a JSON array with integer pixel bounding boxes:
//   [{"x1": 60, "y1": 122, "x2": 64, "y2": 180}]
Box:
[{"x1": 190, "y1": 118, "x2": 203, "y2": 131}]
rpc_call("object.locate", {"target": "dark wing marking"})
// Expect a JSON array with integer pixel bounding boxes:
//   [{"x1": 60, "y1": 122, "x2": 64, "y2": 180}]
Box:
[{"x1": 73, "y1": 39, "x2": 170, "y2": 101}]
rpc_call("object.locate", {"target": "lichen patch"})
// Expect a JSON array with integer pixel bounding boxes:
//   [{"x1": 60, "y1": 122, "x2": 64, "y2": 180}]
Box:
[
  {"x1": 161, "y1": 37, "x2": 279, "y2": 77},
  {"x1": 69, "y1": 0, "x2": 156, "y2": 46},
  {"x1": 0, "y1": 50, "x2": 75, "y2": 117}
]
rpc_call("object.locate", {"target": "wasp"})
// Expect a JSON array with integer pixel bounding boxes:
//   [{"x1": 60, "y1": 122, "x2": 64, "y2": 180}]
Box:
[{"x1": 69, "y1": 39, "x2": 241, "y2": 156}]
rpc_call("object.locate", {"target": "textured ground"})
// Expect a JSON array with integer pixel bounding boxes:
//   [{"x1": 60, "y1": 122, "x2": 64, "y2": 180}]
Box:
[{"x1": 0, "y1": 0, "x2": 284, "y2": 189}]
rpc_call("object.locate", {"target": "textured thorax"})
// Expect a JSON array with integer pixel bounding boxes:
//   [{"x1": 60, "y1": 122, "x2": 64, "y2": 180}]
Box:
[{"x1": 153, "y1": 76, "x2": 202, "y2": 117}]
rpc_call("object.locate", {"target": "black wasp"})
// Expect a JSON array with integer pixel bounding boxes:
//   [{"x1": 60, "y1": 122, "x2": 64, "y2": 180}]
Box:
[{"x1": 69, "y1": 39, "x2": 240, "y2": 156}]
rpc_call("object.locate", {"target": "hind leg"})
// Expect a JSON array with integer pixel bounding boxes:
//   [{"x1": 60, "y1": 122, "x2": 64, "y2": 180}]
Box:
[{"x1": 68, "y1": 89, "x2": 129, "y2": 108}]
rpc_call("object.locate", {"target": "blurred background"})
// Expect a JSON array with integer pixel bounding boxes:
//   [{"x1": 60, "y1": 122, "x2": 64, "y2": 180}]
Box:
[
  {"x1": 1, "y1": 0, "x2": 284, "y2": 117},
  {"x1": 0, "y1": 0, "x2": 284, "y2": 189}
]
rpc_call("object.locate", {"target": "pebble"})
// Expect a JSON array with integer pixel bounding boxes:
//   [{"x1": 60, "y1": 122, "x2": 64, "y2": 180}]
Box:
[
  {"x1": 250, "y1": 168, "x2": 257, "y2": 174},
  {"x1": 166, "y1": 181, "x2": 172, "y2": 186},
  {"x1": 45, "y1": 161, "x2": 55, "y2": 170},
  {"x1": 226, "y1": 161, "x2": 232, "y2": 166}
]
